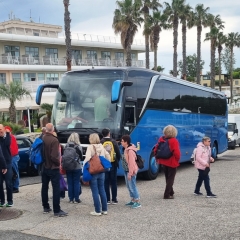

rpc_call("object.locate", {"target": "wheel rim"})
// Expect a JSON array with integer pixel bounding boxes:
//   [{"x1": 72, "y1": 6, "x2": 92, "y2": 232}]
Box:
[
  {"x1": 150, "y1": 156, "x2": 159, "y2": 175},
  {"x1": 212, "y1": 145, "x2": 217, "y2": 159}
]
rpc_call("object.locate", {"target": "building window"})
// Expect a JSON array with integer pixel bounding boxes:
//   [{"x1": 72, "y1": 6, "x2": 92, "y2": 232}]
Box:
[
  {"x1": 0, "y1": 73, "x2": 6, "y2": 84},
  {"x1": 45, "y1": 48, "x2": 58, "y2": 58},
  {"x1": 131, "y1": 53, "x2": 136, "y2": 60},
  {"x1": 33, "y1": 32, "x2": 39, "y2": 36},
  {"x1": 203, "y1": 76, "x2": 210, "y2": 80},
  {"x1": 38, "y1": 73, "x2": 45, "y2": 81},
  {"x1": 235, "y1": 80, "x2": 239, "y2": 85},
  {"x1": 12, "y1": 73, "x2": 21, "y2": 82},
  {"x1": 4, "y1": 45, "x2": 20, "y2": 57},
  {"x1": 24, "y1": 73, "x2": 36, "y2": 82},
  {"x1": 101, "y1": 51, "x2": 111, "y2": 59},
  {"x1": 87, "y1": 50, "x2": 97, "y2": 59},
  {"x1": 72, "y1": 50, "x2": 82, "y2": 61},
  {"x1": 115, "y1": 52, "x2": 124, "y2": 60},
  {"x1": 25, "y1": 47, "x2": 39, "y2": 57},
  {"x1": 46, "y1": 73, "x2": 59, "y2": 81}
]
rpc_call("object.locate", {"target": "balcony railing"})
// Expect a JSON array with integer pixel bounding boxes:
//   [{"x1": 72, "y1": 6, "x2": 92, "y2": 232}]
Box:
[
  {"x1": 0, "y1": 55, "x2": 145, "y2": 68},
  {"x1": 22, "y1": 80, "x2": 59, "y2": 93}
]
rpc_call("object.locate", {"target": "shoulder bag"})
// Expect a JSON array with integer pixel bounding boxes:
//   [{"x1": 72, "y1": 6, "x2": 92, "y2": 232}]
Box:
[{"x1": 89, "y1": 145, "x2": 104, "y2": 174}]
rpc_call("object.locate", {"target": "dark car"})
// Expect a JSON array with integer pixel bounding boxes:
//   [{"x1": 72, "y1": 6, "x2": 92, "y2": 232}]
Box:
[{"x1": 16, "y1": 135, "x2": 38, "y2": 176}]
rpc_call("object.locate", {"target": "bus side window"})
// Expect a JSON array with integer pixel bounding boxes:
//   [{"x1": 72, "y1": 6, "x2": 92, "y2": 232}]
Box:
[{"x1": 124, "y1": 102, "x2": 136, "y2": 133}]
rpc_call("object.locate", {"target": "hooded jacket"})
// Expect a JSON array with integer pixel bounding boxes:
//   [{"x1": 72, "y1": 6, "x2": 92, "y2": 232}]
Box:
[
  {"x1": 123, "y1": 144, "x2": 138, "y2": 177},
  {"x1": 154, "y1": 136, "x2": 181, "y2": 168},
  {"x1": 194, "y1": 142, "x2": 211, "y2": 170}
]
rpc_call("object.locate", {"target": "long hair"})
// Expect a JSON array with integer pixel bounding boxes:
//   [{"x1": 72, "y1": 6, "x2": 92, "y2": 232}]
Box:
[{"x1": 67, "y1": 132, "x2": 81, "y2": 145}]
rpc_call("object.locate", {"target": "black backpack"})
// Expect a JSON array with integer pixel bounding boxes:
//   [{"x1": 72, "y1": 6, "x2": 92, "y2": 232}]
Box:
[
  {"x1": 134, "y1": 151, "x2": 144, "y2": 169},
  {"x1": 155, "y1": 138, "x2": 173, "y2": 159},
  {"x1": 62, "y1": 143, "x2": 79, "y2": 171}
]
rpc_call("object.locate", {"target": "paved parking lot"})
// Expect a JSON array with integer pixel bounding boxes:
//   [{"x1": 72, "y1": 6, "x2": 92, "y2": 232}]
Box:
[{"x1": 1, "y1": 148, "x2": 240, "y2": 240}]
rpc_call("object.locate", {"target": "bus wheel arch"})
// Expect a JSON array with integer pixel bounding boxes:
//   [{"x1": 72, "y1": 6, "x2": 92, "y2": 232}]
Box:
[
  {"x1": 142, "y1": 149, "x2": 160, "y2": 180},
  {"x1": 212, "y1": 141, "x2": 218, "y2": 160}
]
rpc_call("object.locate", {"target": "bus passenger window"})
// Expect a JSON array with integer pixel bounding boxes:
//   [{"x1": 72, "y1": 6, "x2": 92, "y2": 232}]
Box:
[{"x1": 124, "y1": 103, "x2": 136, "y2": 125}]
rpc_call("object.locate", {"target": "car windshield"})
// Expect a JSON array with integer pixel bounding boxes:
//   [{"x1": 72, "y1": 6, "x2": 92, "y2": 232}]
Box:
[{"x1": 52, "y1": 70, "x2": 124, "y2": 130}]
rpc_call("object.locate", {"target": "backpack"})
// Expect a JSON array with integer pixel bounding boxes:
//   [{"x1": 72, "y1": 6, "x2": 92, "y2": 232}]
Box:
[
  {"x1": 62, "y1": 143, "x2": 79, "y2": 171},
  {"x1": 155, "y1": 138, "x2": 173, "y2": 159},
  {"x1": 134, "y1": 151, "x2": 144, "y2": 169},
  {"x1": 191, "y1": 148, "x2": 197, "y2": 164},
  {"x1": 102, "y1": 141, "x2": 116, "y2": 162},
  {"x1": 29, "y1": 137, "x2": 44, "y2": 165}
]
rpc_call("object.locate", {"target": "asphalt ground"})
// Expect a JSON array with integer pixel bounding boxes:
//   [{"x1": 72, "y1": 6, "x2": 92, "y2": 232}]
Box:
[{"x1": 1, "y1": 147, "x2": 240, "y2": 240}]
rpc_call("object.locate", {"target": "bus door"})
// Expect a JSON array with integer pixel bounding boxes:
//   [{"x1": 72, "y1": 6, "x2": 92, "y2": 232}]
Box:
[{"x1": 123, "y1": 101, "x2": 136, "y2": 134}]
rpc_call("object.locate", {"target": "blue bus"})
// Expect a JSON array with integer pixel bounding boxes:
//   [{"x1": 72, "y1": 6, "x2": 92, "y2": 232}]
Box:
[{"x1": 36, "y1": 67, "x2": 228, "y2": 180}]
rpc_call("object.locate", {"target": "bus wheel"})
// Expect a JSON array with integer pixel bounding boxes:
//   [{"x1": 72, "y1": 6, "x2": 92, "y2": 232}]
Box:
[
  {"x1": 211, "y1": 143, "x2": 218, "y2": 161},
  {"x1": 143, "y1": 151, "x2": 160, "y2": 180}
]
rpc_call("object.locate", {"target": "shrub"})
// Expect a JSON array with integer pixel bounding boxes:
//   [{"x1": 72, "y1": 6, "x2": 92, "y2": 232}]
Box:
[{"x1": 0, "y1": 121, "x2": 24, "y2": 135}]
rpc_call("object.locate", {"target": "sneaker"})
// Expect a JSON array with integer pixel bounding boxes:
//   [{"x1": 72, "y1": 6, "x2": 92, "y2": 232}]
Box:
[
  {"x1": 54, "y1": 210, "x2": 68, "y2": 217},
  {"x1": 69, "y1": 200, "x2": 74, "y2": 204},
  {"x1": 0, "y1": 203, "x2": 5, "y2": 207},
  {"x1": 90, "y1": 211, "x2": 102, "y2": 216},
  {"x1": 74, "y1": 199, "x2": 81, "y2": 203},
  {"x1": 102, "y1": 211, "x2": 108, "y2": 215},
  {"x1": 125, "y1": 201, "x2": 134, "y2": 206},
  {"x1": 207, "y1": 193, "x2": 217, "y2": 198},
  {"x1": 13, "y1": 189, "x2": 19, "y2": 193},
  {"x1": 107, "y1": 201, "x2": 111, "y2": 205},
  {"x1": 131, "y1": 202, "x2": 141, "y2": 209},
  {"x1": 5, "y1": 203, "x2": 13, "y2": 207},
  {"x1": 43, "y1": 208, "x2": 52, "y2": 214},
  {"x1": 112, "y1": 200, "x2": 118, "y2": 205},
  {"x1": 194, "y1": 192, "x2": 203, "y2": 196}
]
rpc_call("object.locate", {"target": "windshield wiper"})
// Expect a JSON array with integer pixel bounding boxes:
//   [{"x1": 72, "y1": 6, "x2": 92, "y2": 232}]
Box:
[{"x1": 56, "y1": 128, "x2": 99, "y2": 134}]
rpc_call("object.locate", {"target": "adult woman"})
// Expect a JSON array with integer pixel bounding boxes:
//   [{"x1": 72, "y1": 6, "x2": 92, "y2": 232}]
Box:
[
  {"x1": 65, "y1": 133, "x2": 83, "y2": 203},
  {"x1": 83, "y1": 133, "x2": 110, "y2": 216},
  {"x1": 154, "y1": 125, "x2": 181, "y2": 199},
  {"x1": 121, "y1": 135, "x2": 141, "y2": 209},
  {"x1": 194, "y1": 136, "x2": 216, "y2": 198}
]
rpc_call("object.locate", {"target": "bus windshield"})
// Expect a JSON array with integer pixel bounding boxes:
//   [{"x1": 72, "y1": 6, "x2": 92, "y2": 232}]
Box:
[{"x1": 52, "y1": 70, "x2": 124, "y2": 130}]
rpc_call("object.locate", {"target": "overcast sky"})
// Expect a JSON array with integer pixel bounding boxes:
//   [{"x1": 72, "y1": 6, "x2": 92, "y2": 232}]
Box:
[{"x1": 0, "y1": 0, "x2": 240, "y2": 74}]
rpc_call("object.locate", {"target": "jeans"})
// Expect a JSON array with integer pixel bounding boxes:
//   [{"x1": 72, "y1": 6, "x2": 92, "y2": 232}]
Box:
[
  {"x1": 162, "y1": 165, "x2": 177, "y2": 198},
  {"x1": 104, "y1": 164, "x2": 117, "y2": 202},
  {"x1": 195, "y1": 169, "x2": 211, "y2": 195},
  {"x1": 0, "y1": 163, "x2": 13, "y2": 204},
  {"x1": 12, "y1": 155, "x2": 20, "y2": 190},
  {"x1": 124, "y1": 172, "x2": 139, "y2": 200},
  {"x1": 90, "y1": 172, "x2": 107, "y2": 213},
  {"x1": 66, "y1": 169, "x2": 82, "y2": 201},
  {"x1": 41, "y1": 168, "x2": 61, "y2": 213}
]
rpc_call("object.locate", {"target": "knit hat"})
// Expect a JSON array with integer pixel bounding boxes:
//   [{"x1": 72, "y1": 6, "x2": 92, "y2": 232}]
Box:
[{"x1": 5, "y1": 126, "x2": 12, "y2": 132}]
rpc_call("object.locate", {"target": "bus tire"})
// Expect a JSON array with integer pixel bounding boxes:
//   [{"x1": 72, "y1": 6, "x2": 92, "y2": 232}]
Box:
[
  {"x1": 211, "y1": 142, "x2": 218, "y2": 161},
  {"x1": 143, "y1": 151, "x2": 160, "y2": 180}
]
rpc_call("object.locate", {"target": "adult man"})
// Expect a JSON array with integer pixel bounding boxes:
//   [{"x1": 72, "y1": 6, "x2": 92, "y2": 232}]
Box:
[
  {"x1": 0, "y1": 124, "x2": 13, "y2": 207},
  {"x1": 94, "y1": 93, "x2": 109, "y2": 121},
  {"x1": 41, "y1": 123, "x2": 67, "y2": 217},
  {"x1": 5, "y1": 126, "x2": 20, "y2": 193},
  {"x1": 100, "y1": 128, "x2": 121, "y2": 204}
]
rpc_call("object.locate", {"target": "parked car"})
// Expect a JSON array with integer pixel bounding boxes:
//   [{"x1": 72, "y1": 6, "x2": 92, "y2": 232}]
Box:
[{"x1": 16, "y1": 135, "x2": 38, "y2": 176}]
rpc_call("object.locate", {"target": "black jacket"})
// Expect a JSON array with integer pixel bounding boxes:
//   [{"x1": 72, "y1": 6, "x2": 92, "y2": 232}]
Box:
[
  {"x1": 0, "y1": 145, "x2": 7, "y2": 169},
  {"x1": 0, "y1": 132, "x2": 11, "y2": 164},
  {"x1": 100, "y1": 137, "x2": 121, "y2": 167}
]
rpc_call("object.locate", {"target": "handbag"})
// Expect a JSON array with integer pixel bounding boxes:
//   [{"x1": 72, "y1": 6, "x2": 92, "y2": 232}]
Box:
[
  {"x1": 82, "y1": 162, "x2": 92, "y2": 182},
  {"x1": 88, "y1": 145, "x2": 104, "y2": 174},
  {"x1": 60, "y1": 175, "x2": 68, "y2": 191}
]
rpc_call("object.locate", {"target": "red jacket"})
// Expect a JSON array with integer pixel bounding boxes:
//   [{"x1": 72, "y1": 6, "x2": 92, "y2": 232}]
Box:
[
  {"x1": 10, "y1": 134, "x2": 19, "y2": 156},
  {"x1": 154, "y1": 137, "x2": 181, "y2": 168}
]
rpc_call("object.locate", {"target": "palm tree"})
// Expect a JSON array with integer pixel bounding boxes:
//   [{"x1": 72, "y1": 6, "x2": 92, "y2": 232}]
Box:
[
  {"x1": 141, "y1": 0, "x2": 162, "y2": 69},
  {"x1": 0, "y1": 82, "x2": 32, "y2": 123},
  {"x1": 179, "y1": 3, "x2": 192, "y2": 77},
  {"x1": 113, "y1": 0, "x2": 143, "y2": 66},
  {"x1": 216, "y1": 32, "x2": 226, "y2": 91},
  {"x1": 149, "y1": 11, "x2": 169, "y2": 70},
  {"x1": 164, "y1": 0, "x2": 186, "y2": 77},
  {"x1": 225, "y1": 32, "x2": 240, "y2": 103},
  {"x1": 189, "y1": 4, "x2": 210, "y2": 84},
  {"x1": 40, "y1": 103, "x2": 53, "y2": 122},
  {"x1": 63, "y1": 0, "x2": 72, "y2": 71}
]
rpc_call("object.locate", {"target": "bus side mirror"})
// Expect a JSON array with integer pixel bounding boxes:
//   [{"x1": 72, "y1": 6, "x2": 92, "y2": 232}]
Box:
[
  {"x1": 36, "y1": 84, "x2": 59, "y2": 105},
  {"x1": 111, "y1": 80, "x2": 133, "y2": 103},
  {"x1": 234, "y1": 129, "x2": 238, "y2": 134}
]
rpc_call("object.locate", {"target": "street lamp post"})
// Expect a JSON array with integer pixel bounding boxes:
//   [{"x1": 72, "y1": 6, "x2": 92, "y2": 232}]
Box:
[{"x1": 25, "y1": 104, "x2": 31, "y2": 133}]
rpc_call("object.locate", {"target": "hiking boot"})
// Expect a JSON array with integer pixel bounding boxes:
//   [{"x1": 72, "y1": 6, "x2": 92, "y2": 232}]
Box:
[
  {"x1": 131, "y1": 202, "x2": 141, "y2": 209},
  {"x1": 125, "y1": 201, "x2": 134, "y2": 206},
  {"x1": 194, "y1": 192, "x2": 203, "y2": 196},
  {"x1": 90, "y1": 211, "x2": 102, "y2": 216},
  {"x1": 207, "y1": 193, "x2": 217, "y2": 198},
  {"x1": 54, "y1": 210, "x2": 68, "y2": 217},
  {"x1": 102, "y1": 211, "x2": 108, "y2": 215},
  {"x1": 112, "y1": 200, "x2": 118, "y2": 205},
  {"x1": 43, "y1": 208, "x2": 52, "y2": 214},
  {"x1": 5, "y1": 203, "x2": 13, "y2": 207}
]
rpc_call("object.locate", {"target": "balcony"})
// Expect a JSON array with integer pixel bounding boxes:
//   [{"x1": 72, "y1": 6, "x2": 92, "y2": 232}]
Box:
[{"x1": 22, "y1": 80, "x2": 59, "y2": 93}]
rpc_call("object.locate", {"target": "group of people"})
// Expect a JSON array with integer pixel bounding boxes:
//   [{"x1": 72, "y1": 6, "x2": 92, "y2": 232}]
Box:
[{"x1": 0, "y1": 123, "x2": 217, "y2": 217}]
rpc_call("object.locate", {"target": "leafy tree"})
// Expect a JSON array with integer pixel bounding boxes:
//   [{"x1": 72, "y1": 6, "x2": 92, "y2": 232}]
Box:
[
  {"x1": 63, "y1": 0, "x2": 72, "y2": 71},
  {"x1": 152, "y1": 65, "x2": 165, "y2": 72},
  {"x1": 188, "y1": 4, "x2": 210, "y2": 84},
  {"x1": 113, "y1": 0, "x2": 143, "y2": 66},
  {"x1": 225, "y1": 32, "x2": 240, "y2": 102},
  {"x1": 40, "y1": 103, "x2": 53, "y2": 122},
  {"x1": 0, "y1": 82, "x2": 32, "y2": 123},
  {"x1": 164, "y1": 0, "x2": 186, "y2": 77},
  {"x1": 141, "y1": 0, "x2": 162, "y2": 69},
  {"x1": 222, "y1": 47, "x2": 236, "y2": 74},
  {"x1": 178, "y1": 53, "x2": 205, "y2": 79}
]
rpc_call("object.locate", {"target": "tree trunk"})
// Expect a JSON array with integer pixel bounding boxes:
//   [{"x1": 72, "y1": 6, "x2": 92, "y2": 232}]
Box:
[
  {"x1": 154, "y1": 46, "x2": 157, "y2": 70},
  {"x1": 126, "y1": 43, "x2": 132, "y2": 67},
  {"x1": 196, "y1": 25, "x2": 202, "y2": 84},
  {"x1": 9, "y1": 100, "x2": 16, "y2": 123},
  {"x1": 210, "y1": 39, "x2": 216, "y2": 89},
  {"x1": 182, "y1": 23, "x2": 187, "y2": 77},
  {"x1": 173, "y1": 15, "x2": 178, "y2": 77},
  {"x1": 63, "y1": 0, "x2": 72, "y2": 71},
  {"x1": 230, "y1": 48, "x2": 233, "y2": 103},
  {"x1": 218, "y1": 49, "x2": 222, "y2": 91},
  {"x1": 145, "y1": 34, "x2": 150, "y2": 69}
]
